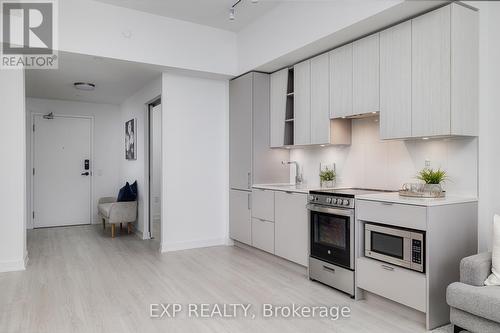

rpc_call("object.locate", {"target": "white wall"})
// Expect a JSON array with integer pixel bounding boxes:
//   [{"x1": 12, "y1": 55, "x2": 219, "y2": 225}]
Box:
[
  {"x1": 120, "y1": 77, "x2": 162, "y2": 238},
  {"x1": 237, "y1": 0, "x2": 402, "y2": 73},
  {"x1": 161, "y1": 73, "x2": 229, "y2": 252},
  {"x1": 25, "y1": 98, "x2": 122, "y2": 226},
  {"x1": 466, "y1": 1, "x2": 500, "y2": 251},
  {"x1": 0, "y1": 69, "x2": 27, "y2": 272},
  {"x1": 290, "y1": 117, "x2": 478, "y2": 197},
  {"x1": 58, "y1": 0, "x2": 237, "y2": 76}
]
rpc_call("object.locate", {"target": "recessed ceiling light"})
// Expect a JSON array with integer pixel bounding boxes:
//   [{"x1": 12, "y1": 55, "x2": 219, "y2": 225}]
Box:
[
  {"x1": 74, "y1": 82, "x2": 96, "y2": 91},
  {"x1": 422, "y1": 137, "x2": 429, "y2": 140}
]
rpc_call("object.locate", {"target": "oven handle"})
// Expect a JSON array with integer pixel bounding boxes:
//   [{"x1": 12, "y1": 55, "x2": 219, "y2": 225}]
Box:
[{"x1": 306, "y1": 204, "x2": 354, "y2": 217}]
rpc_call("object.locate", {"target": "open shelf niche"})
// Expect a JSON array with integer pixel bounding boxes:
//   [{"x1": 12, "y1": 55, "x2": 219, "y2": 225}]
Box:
[{"x1": 284, "y1": 67, "x2": 294, "y2": 146}]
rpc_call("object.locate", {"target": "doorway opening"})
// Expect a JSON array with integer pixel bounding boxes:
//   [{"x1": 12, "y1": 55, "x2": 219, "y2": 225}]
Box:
[{"x1": 147, "y1": 98, "x2": 162, "y2": 241}]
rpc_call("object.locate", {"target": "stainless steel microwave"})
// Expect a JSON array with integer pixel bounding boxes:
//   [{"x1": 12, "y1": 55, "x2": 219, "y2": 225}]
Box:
[{"x1": 365, "y1": 223, "x2": 425, "y2": 273}]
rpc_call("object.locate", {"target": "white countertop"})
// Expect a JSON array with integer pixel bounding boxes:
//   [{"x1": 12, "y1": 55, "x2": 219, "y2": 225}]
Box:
[
  {"x1": 355, "y1": 192, "x2": 478, "y2": 207},
  {"x1": 252, "y1": 183, "x2": 334, "y2": 194}
]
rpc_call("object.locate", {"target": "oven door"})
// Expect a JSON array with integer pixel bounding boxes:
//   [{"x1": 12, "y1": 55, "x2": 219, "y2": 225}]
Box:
[{"x1": 308, "y1": 204, "x2": 354, "y2": 270}]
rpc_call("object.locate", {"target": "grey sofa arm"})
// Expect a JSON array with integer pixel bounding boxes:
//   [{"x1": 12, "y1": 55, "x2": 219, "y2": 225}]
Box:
[
  {"x1": 460, "y1": 252, "x2": 492, "y2": 286},
  {"x1": 98, "y1": 197, "x2": 116, "y2": 205}
]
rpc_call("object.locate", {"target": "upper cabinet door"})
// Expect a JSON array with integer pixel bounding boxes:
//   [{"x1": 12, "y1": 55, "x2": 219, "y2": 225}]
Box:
[
  {"x1": 294, "y1": 60, "x2": 311, "y2": 145},
  {"x1": 270, "y1": 69, "x2": 288, "y2": 148},
  {"x1": 353, "y1": 33, "x2": 380, "y2": 115},
  {"x1": 412, "y1": 6, "x2": 451, "y2": 137},
  {"x1": 229, "y1": 73, "x2": 253, "y2": 190},
  {"x1": 380, "y1": 21, "x2": 412, "y2": 140},
  {"x1": 310, "y1": 53, "x2": 330, "y2": 145},
  {"x1": 329, "y1": 44, "x2": 353, "y2": 118},
  {"x1": 450, "y1": 3, "x2": 478, "y2": 136}
]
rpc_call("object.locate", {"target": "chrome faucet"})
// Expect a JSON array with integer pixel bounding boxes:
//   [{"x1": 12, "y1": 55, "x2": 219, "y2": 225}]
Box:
[{"x1": 282, "y1": 161, "x2": 303, "y2": 185}]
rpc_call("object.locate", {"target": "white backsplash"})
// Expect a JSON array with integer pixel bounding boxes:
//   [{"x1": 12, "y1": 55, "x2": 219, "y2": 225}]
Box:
[{"x1": 290, "y1": 116, "x2": 478, "y2": 197}]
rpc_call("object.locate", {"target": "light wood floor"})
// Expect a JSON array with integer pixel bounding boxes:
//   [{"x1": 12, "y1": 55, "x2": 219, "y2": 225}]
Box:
[{"x1": 0, "y1": 225, "x2": 438, "y2": 333}]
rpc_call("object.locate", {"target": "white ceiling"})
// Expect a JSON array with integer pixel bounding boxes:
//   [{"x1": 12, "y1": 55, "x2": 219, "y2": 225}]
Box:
[
  {"x1": 25, "y1": 52, "x2": 163, "y2": 105},
  {"x1": 92, "y1": 0, "x2": 281, "y2": 32}
]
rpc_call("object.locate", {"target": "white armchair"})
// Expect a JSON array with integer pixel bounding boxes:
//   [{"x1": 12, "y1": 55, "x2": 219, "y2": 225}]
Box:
[{"x1": 98, "y1": 197, "x2": 137, "y2": 238}]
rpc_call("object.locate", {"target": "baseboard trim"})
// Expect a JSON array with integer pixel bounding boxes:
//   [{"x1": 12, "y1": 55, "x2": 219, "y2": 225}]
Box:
[
  {"x1": 161, "y1": 237, "x2": 230, "y2": 253},
  {"x1": 0, "y1": 259, "x2": 26, "y2": 273}
]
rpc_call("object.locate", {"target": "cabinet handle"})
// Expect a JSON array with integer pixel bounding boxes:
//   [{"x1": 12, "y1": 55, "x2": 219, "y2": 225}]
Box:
[
  {"x1": 380, "y1": 202, "x2": 394, "y2": 206},
  {"x1": 322, "y1": 265, "x2": 336, "y2": 273},
  {"x1": 247, "y1": 172, "x2": 251, "y2": 189},
  {"x1": 381, "y1": 264, "x2": 395, "y2": 271},
  {"x1": 247, "y1": 193, "x2": 251, "y2": 210}
]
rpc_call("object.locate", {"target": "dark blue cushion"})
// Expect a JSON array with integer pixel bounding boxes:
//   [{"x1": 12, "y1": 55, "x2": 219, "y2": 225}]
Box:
[
  {"x1": 117, "y1": 182, "x2": 136, "y2": 202},
  {"x1": 130, "y1": 181, "x2": 138, "y2": 196}
]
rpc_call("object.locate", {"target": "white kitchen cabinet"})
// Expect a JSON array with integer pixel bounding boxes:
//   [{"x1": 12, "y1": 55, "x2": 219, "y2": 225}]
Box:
[
  {"x1": 251, "y1": 189, "x2": 275, "y2": 222},
  {"x1": 310, "y1": 53, "x2": 330, "y2": 145},
  {"x1": 229, "y1": 73, "x2": 252, "y2": 190},
  {"x1": 229, "y1": 189, "x2": 251, "y2": 245},
  {"x1": 356, "y1": 197, "x2": 478, "y2": 329},
  {"x1": 275, "y1": 191, "x2": 308, "y2": 266},
  {"x1": 357, "y1": 257, "x2": 427, "y2": 312},
  {"x1": 329, "y1": 44, "x2": 353, "y2": 119},
  {"x1": 380, "y1": 21, "x2": 412, "y2": 139},
  {"x1": 251, "y1": 218, "x2": 275, "y2": 254},
  {"x1": 411, "y1": 6, "x2": 451, "y2": 138},
  {"x1": 450, "y1": 3, "x2": 478, "y2": 136},
  {"x1": 294, "y1": 60, "x2": 311, "y2": 145},
  {"x1": 229, "y1": 72, "x2": 289, "y2": 191},
  {"x1": 353, "y1": 33, "x2": 380, "y2": 115},
  {"x1": 270, "y1": 69, "x2": 288, "y2": 148}
]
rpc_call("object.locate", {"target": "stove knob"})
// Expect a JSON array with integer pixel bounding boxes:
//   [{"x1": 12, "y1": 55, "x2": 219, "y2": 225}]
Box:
[
  {"x1": 332, "y1": 198, "x2": 338, "y2": 204},
  {"x1": 343, "y1": 199, "x2": 350, "y2": 206},
  {"x1": 308, "y1": 195, "x2": 315, "y2": 201},
  {"x1": 326, "y1": 197, "x2": 332, "y2": 204}
]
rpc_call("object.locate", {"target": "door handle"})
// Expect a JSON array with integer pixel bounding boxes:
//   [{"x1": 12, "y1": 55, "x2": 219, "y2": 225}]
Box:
[
  {"x1": 322, "y1": 265, "x2": 336, "y2": 273},
  {"x1": 381, "y1": 264, "x2": 395, "y2": 271},
  {"x1": 81, "y1": 172, "x2": 90, "y2": 176}
]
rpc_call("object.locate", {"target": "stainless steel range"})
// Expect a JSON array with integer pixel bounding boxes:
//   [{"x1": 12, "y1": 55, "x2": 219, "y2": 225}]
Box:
[{"x1": 307, "y1": 188, "x2": 389, "y2": 297}]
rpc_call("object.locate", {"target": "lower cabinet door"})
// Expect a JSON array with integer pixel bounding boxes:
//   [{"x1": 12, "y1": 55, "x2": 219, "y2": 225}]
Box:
[
  {"x1": 251, "y1": 218, "x2": 275, "y2": 254},
  {"x1": 275, "y1": 192, "x2": 308, "y2": 266},
  {"x1": 229, "y1": 189, "x2": 251, "y2": 245},
  {"x1": 357, "y1": 257, "x2": 427, "y2": 312}
]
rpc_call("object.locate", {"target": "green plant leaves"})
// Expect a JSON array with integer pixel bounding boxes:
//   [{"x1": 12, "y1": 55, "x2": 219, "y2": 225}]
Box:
[{"x1": 416, "y1": 168, "x2": 447, "y2": 184}]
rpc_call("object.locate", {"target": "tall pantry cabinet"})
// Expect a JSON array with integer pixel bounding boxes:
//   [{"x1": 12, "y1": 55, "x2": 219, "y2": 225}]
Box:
[{"x1": 229, "y1": 72, "x2": 289, "y2": 245}]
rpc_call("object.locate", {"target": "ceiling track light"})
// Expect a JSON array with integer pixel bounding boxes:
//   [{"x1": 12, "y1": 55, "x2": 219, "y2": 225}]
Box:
[{"x1": 229, "y1": 0, "x2": 258, "y2": 21}]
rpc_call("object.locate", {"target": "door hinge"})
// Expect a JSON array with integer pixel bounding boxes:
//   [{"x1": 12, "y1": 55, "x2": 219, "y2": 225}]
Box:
[
  {"x1": 32, "y1": 211, "x2": 35, "y2": 219},
  {"x1": 33, "y1": 168, "x2": 35, "y2": 175}
]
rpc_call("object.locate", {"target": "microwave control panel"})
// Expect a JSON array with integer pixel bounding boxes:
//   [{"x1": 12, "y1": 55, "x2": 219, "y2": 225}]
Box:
[{"x1": 412, "y1": 239, "x2": 422, "y2": 264}]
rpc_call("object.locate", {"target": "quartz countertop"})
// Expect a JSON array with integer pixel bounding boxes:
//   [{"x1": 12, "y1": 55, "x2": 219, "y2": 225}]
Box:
[
  {"x1": 355, "y1": 192, "x2": 478, "y2": 207},
  {"x1": 252, "y1": 183, "x2": 336, "y2": 194}
]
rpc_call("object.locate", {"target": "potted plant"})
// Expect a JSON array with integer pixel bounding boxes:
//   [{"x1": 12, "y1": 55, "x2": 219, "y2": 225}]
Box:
[
  {"x1": 416, "y1": 167, "x2": 447, "y2": 195},
  {"x1": 320, "y1": 167, "x2": 336, "y2": 188}
]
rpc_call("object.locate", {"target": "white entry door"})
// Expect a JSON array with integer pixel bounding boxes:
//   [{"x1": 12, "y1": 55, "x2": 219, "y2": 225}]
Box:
[{"x1": 33, "y1": 115, "x2": 92, "y2": 228}]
